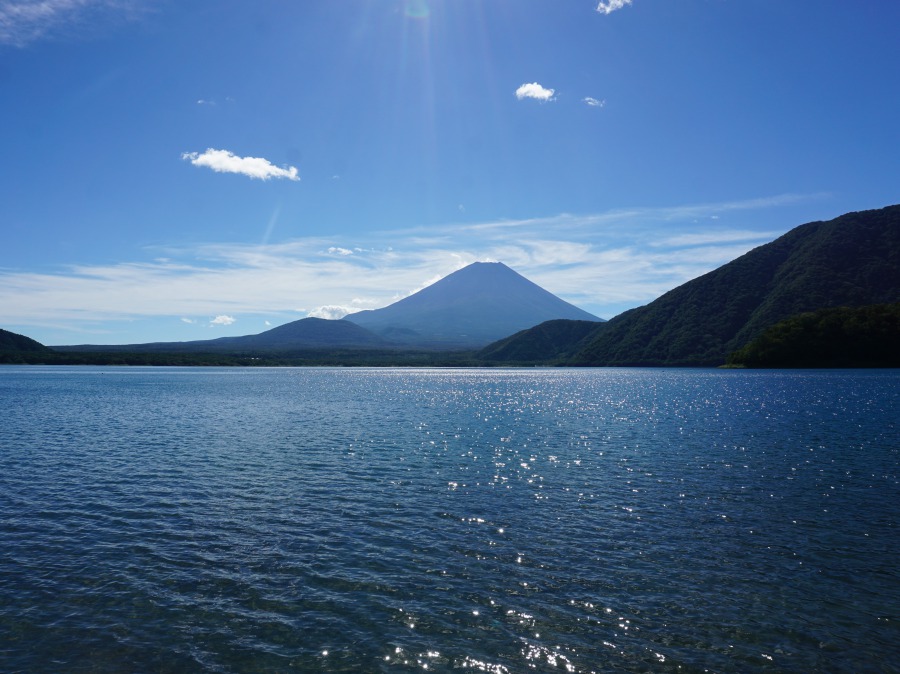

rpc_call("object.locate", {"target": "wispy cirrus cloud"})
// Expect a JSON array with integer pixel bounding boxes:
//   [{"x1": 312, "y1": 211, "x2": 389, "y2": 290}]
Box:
[
  {"x1": 583, "y1": 97, "x2": 605, "y2": 107},
  {"x1": 596, "y1": 0, "x2": 632, "y2": 15},
  {"x1": 182, "y1": 148, "x2": 300, "y2": 181},
  {"x1": 515, "y1": 82, "x2": 555, "y2": 102},
  {"x1": 654, "y1": 230, "x2": 783, "y2": 248},
  {"x1": 0, "y1": 0, "x2": 140, "y2": 47}
]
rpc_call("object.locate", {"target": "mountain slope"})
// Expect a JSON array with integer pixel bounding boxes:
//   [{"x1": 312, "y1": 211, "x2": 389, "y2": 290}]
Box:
[
  {"x1": 571, "y1": 204, "x2": 900, "y2": 366},
  {"x1": 344, "y1": 261, "x2": 602, "y2": 347},
  {"x1": 212, "y1": 317, "x2": 389, "y2": 351},
  {"x1": 55, "y1": 317, "x2": 389, "y2": 353},
  {"x1": 479, "y1": 319, "x2": 605, "y2": 363},
  {"x1": 0, "y1": 328, "x2": 51, "y2": 352}
]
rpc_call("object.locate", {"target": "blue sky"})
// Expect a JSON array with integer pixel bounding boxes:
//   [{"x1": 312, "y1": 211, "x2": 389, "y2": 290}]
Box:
[{"x1": 2, "y1": 0, "x2": 898, "y2": 345}]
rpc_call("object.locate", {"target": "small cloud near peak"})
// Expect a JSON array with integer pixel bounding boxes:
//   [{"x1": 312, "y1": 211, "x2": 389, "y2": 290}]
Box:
[
  {"x1": 182, "y1": 148, "x2": 299, "y2": 181},
  {"x1": 308, "y1": 305, "x2": 358, "y2": 320},
  {"x1": 209, "y1": 315, "x2": 236, "y2": 326},
  {"x1": 597, "y1": 0, "x2": 632, "y2": 15},
  {"x1": 515, "y1": 82, "x2": 555, "y2": 102}
]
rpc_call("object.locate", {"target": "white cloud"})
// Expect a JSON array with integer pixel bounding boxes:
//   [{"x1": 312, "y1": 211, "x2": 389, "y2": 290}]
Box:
[
  {"x1": 209, "y1": 315, "x2": 236, "y2": 326},
  {"x1": 583, "y1": 97, "x2": 605, "y2": 107},
  {"x1": 596, "y1": 0, "x2": 632, "y2": 15},
  {"x1": 180, "y1": 317, "x2": 195, "y2": 324},
  {"x1": 307, "y1": 305, "x2": 360, "y2": 320},
  {"x1": 0, "y1": 0, "x2": 139, "y2": 47},
  {"x1": 182, "y1": 148, "x2": 300, "y2": 181},
  {"x1": 515, "y1": 82, "x2": 555, "y2": 102},
  {"x1": 328, "y1": 247, "x2": 353, "y2": 256}
]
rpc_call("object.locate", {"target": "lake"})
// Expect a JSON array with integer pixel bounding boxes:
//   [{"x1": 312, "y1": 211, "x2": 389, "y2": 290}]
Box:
[{"x1": 1, "y1": 366, "x2": 897, "y2": 672}]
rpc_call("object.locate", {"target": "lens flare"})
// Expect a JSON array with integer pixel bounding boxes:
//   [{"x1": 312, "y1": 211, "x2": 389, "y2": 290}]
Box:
[{"x1": 404, "y1": 0, "x2": 429, "y2": 19}]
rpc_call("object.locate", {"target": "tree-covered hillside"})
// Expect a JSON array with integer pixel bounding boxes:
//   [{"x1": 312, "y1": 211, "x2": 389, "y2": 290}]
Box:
[
  {"x1": 571, "y1": 204, "x2": 900, "y2": 366},
  {"x1": 479, "y1": 320, "x2": 604, "y2": 364},
  {"x1": 726, "y1": 303, "x2": 900, "y2": 368},
  {"x1": 0, "y1": 329, "x2": 51, "y2": 353}
]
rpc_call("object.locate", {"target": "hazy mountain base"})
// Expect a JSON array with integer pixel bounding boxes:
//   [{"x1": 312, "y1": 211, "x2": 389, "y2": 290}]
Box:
[{"x1": 52, "y1": 317, "x2": 390, "y2": 354}]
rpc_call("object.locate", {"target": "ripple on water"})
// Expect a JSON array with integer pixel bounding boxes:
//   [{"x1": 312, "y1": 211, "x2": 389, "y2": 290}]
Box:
[{"x1": 1, "y1": 366, "x2": 898, "y2": 672}]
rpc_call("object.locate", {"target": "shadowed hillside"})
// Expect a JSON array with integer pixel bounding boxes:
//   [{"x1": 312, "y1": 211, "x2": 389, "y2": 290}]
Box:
[
  {"x1": 569, "y1": 204, "x2": 900, "y2": 366},
  {"x1": 727, "y1": 303, "x2": 900, "y2": 368},
  {"x1": 479, "y1": 320, "x2": 604, "y2": 364},
  {"x1": 0, "y1": 329, "x2": 51, "y2": 353}
]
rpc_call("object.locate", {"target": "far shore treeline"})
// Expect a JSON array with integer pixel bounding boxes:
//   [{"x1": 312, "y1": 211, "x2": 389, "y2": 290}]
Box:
[
  {"x1": 3, "y1": 204, "x2": 899, "y2": 368},
  {"x1": 3, "y1": 302, "x2": 898, "y2": 369},
  {"x1": 0, "y1": 345, "x2": 484, "y2": 368}
]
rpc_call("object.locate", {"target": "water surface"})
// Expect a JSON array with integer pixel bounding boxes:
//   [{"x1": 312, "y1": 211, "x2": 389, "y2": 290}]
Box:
[{"x1": 1, "y1": 367, "x2": 898, "y2": 672}]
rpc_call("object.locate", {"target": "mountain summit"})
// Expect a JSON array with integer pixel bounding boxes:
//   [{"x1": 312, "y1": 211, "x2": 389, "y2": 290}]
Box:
[{"x1": 343, "y1": 261, "x2": 602, "y2": 347}]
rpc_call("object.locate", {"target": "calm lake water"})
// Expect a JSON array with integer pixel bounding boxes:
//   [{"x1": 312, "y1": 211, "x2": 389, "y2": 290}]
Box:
[{"x1": 1, "y1": 366, "x2": 898, "y2": 673}]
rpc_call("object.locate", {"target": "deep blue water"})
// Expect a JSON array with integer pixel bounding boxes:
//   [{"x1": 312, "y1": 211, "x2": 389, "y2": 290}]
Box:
[{"x1": 1, "y1": 366, "x2": 898, "y2": 673}]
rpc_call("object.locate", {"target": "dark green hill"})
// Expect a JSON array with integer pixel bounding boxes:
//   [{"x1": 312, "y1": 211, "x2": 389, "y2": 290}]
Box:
[
  {"x1": 571, "y1": 204, "x2": 900, "y2": 366},
  {"x1": 727, "y1": 303, "x2": 900, "y2": 368},
  {"x1": 0, "y1": 328, "x2": 51, "y2": 353},
  {"x1": 479, "y1": 319, "x2": 605, "y2": 364}
]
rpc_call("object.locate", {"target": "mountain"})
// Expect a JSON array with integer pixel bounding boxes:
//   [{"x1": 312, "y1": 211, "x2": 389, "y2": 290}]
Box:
[
  {"x1": 55, "y1": 317, "x2": 389, "y2": 353},
  {"x1": 0, "y1": 328, "x2": 51, "y2": 352},
  {"x1": 481, "y1": 204, "x2": 900, "y2": 367},
  {"x1": 573, "y1": 204, "x2": 900, "y2": 366},
  {"x1": 46, "y1": 203, "x2": 900, "y2": 365},
  {"x1": 343, "y1": 261, "x2": 603, "y2": 348}
]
